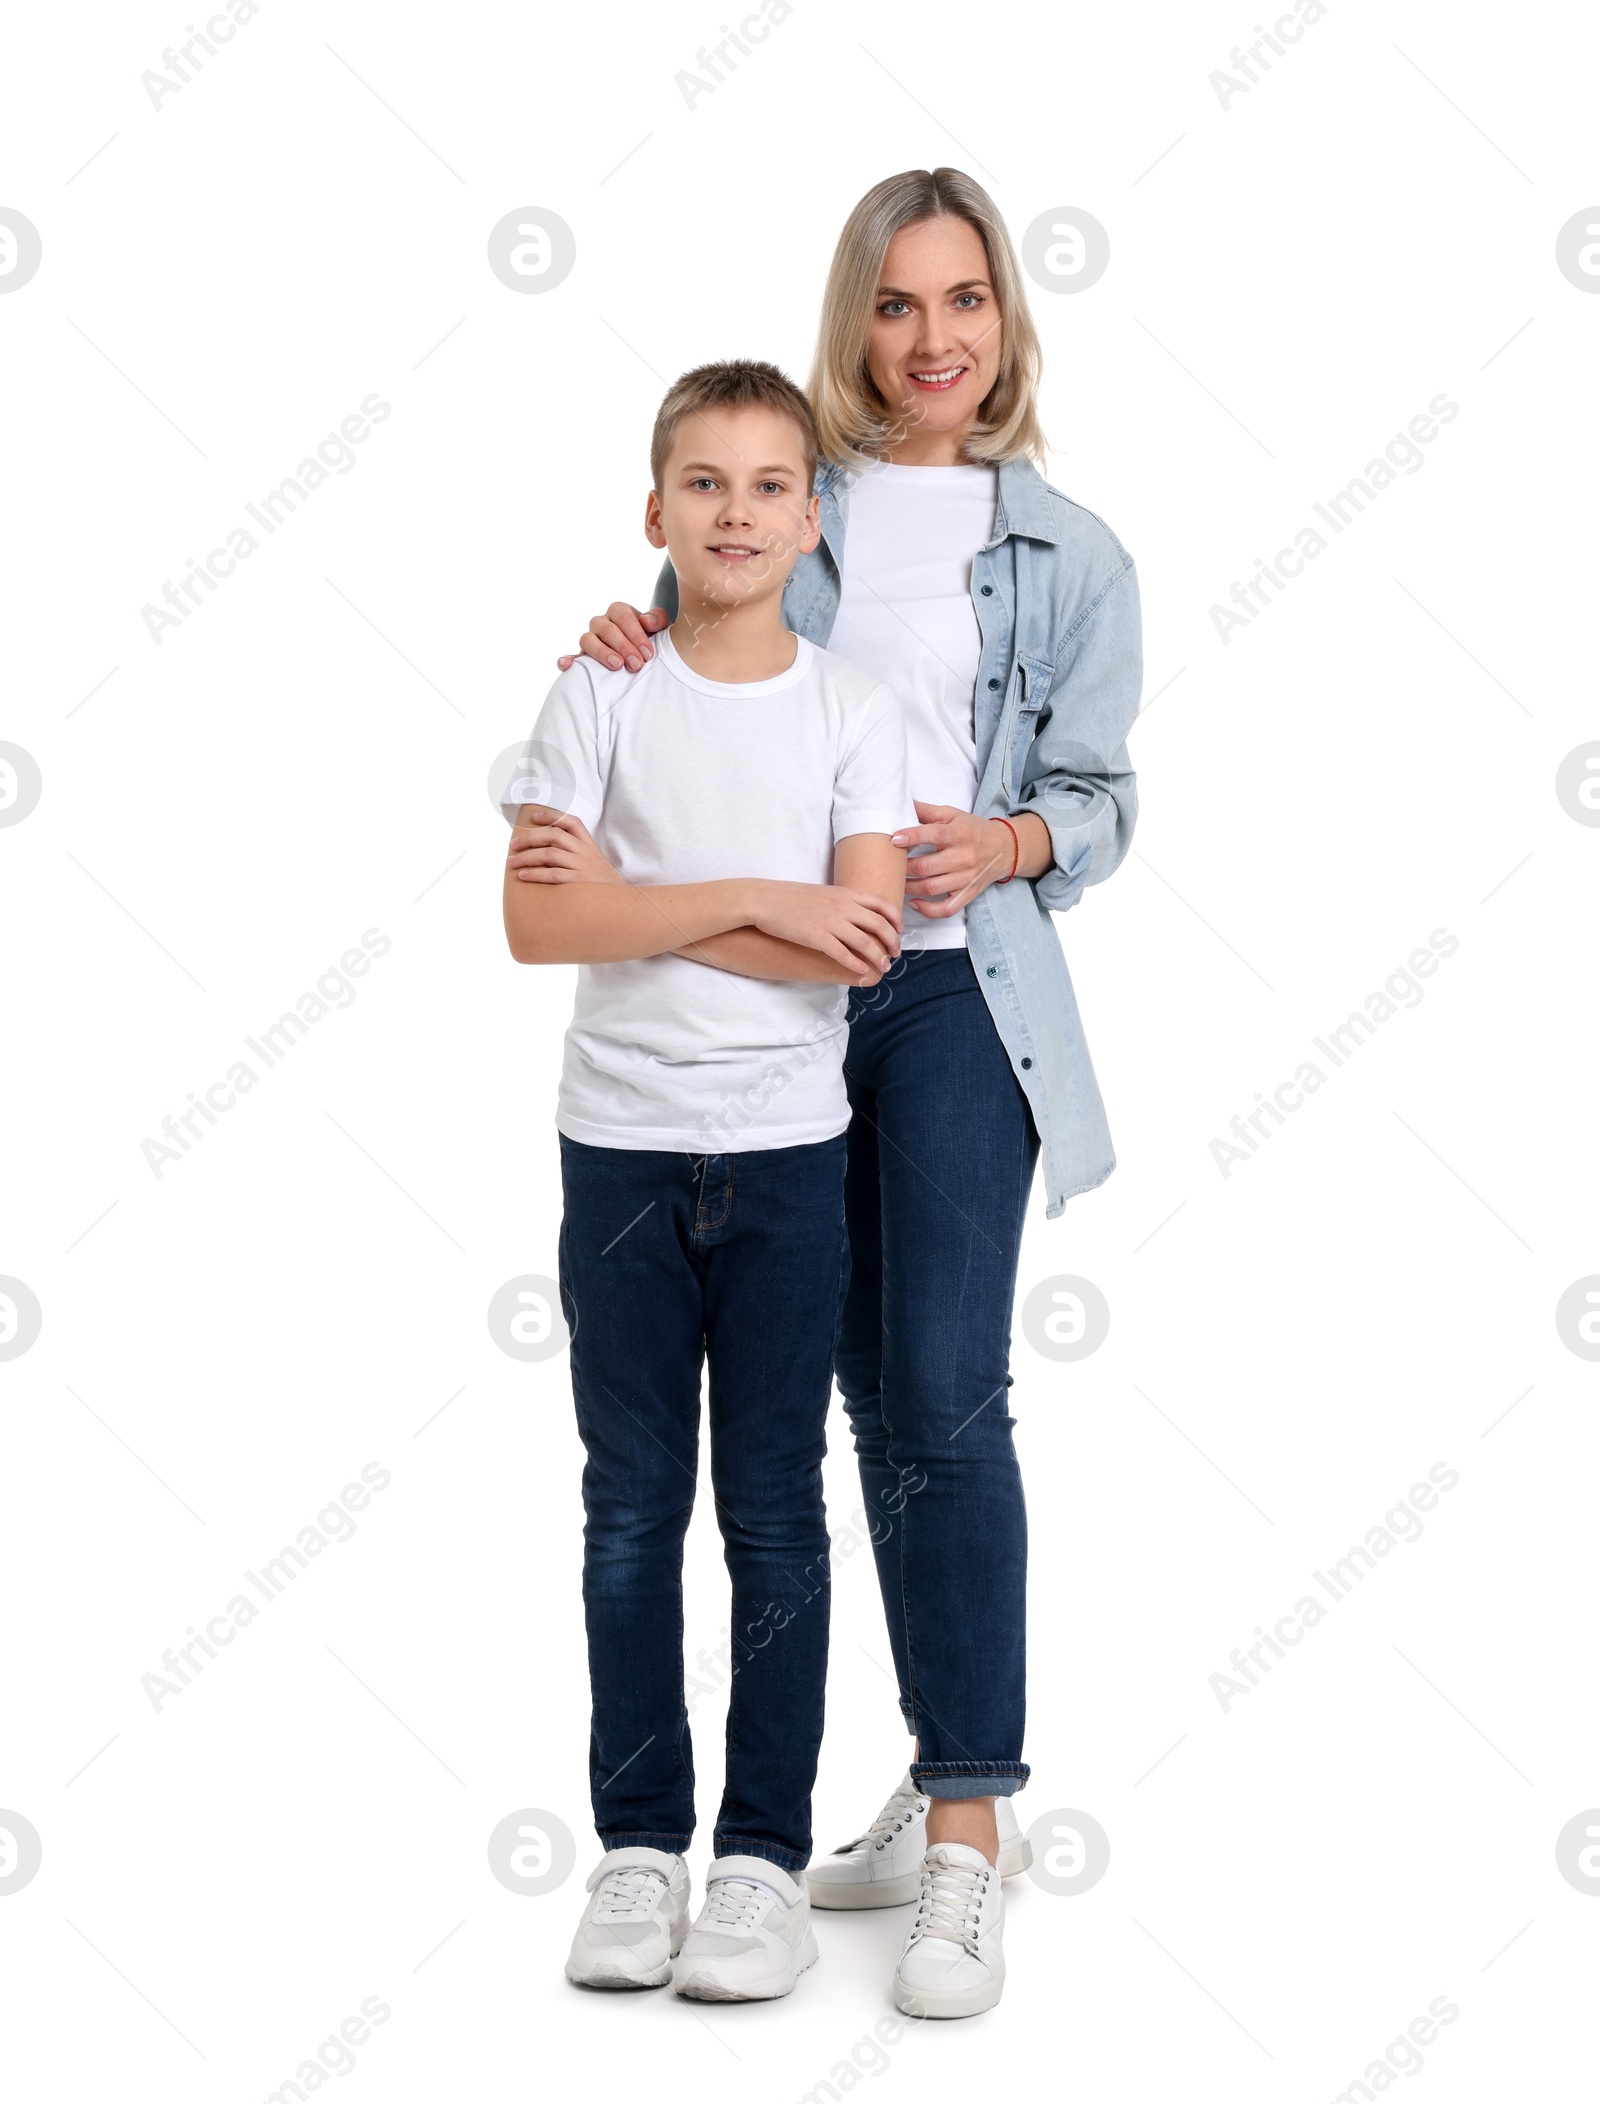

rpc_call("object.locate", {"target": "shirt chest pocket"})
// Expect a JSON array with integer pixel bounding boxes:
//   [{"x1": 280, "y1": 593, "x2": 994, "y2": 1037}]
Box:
[{"x1": 1004, "y1": 653, "x2": 1055, "y2": 795}]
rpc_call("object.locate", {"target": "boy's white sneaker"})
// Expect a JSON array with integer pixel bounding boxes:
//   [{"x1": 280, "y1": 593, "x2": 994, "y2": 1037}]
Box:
[
  {"x1": 565, "y1": 1847, "x2": 691, "y2": 1989},
  {"x1": 893, "y1": 1842, "x2": 1005, "y2": 2018},
  {"x1": 671, "y1": 1857, "x2": 819, "y2": 2002},
  {"x1": 807, "y1": 1773, "x2": 1031, "y2": 1909}
]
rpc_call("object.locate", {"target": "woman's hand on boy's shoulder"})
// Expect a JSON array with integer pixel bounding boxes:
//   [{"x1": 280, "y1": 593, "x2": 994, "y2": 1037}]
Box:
[
  {"x1": 506, "y1": 810, "x2": 622, "y2": 885},
  {"x1": 556, "y1": 604, "x2": 671, "y2": 675}
]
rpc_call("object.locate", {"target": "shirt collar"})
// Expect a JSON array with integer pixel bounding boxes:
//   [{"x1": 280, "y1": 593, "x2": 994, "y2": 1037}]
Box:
[{"x1": 991, "y1": 456, "x2": 1063, "y2": 546}]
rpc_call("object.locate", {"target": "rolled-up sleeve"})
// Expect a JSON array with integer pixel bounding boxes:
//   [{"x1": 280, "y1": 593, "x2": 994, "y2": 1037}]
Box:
[{"x1": 1014, "y1": 554, "x2": 1142, "y2": 915}]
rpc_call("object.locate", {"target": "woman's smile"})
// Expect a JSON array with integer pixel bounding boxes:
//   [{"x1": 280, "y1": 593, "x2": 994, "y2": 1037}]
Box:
[{"x1": 904, "y1": 361, "x2": 970, "y2": 392}]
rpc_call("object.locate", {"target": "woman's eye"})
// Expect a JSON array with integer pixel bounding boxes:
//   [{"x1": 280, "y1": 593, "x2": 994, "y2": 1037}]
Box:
[
  {"x1": 878, "y1": 300, "x2": 910, "y2": 318},
  {"x1": 955, "y1": 293, "x2": 985, "y2": 310}
]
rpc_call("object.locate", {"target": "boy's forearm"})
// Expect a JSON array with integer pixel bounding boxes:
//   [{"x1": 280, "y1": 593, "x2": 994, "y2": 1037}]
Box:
[
  {"x1": 504, "y1": 875, "x2": 755, "y2": 965},
  {"x1": 672, "y1": 928, "x2": 871, "y2": 984}
]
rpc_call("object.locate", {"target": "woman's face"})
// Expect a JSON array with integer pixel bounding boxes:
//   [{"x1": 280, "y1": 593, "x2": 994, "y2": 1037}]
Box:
[{"x1": 865, "y1": 215, "x2": 1004, "y2": 463}]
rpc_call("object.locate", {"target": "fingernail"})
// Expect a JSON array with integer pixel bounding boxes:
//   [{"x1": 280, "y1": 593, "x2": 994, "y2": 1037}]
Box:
[
  {"x1": 608, "y1": 657, "x2": 622, "y2": 669},
  {"x1": 626, "y1": 656, "x2": 641, "y2": 671}
]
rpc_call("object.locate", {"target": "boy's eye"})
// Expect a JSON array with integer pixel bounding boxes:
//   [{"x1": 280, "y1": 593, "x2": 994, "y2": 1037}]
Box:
[
  {"x1": 690, "y1": 477, "x2": 718, "y2": 491},
  {"x1": 757, "y1": 480, "x2": 783, "y2": 495}
]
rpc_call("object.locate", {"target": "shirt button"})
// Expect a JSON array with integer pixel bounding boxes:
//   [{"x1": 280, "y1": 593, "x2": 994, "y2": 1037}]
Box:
[
  {"x1": 988, "y1": 678, "x2": 1001, "y2": 691},
  {"x1": 986, "y1": 965, "x2": 997, "y2": 977},
  {"x1": 980, "y1": 584, "x2": 994, "y2": 596},
  {"x1": 1020, "y1": 1057, "x2": 1033, "y2": 1070}
]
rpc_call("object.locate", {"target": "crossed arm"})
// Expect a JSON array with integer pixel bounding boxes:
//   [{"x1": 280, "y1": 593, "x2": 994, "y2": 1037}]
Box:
[{"x1": 502, "y1": 807, "x2": 907, "y2": 985}]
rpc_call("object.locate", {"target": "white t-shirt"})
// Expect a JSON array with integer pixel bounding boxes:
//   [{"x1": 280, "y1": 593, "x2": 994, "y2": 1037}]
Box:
[
  {"x1": 826, "y1": 462, "x2": 998, "y2": 949},
  {"x1": 503, "y1": 629, "x2": 913, "y2": 1153}
]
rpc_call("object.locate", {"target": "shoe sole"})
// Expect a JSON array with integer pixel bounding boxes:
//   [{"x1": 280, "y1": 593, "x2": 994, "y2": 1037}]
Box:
[
  {"x1": 808, "y1": 1833, "x2": 1032, "y2": 1911},
  {"x1": 674, "y1": 1926, "x2": 820, "y2": 2002},
  {"x1": 892, "y1": 1966, "x2": 1006, "y2": 2020},
  {"x1": 565, "y1": 1959, "x2": 673, "y2": 1990}
]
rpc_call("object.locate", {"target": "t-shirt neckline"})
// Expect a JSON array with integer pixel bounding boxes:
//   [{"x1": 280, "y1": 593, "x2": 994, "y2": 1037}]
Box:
[
  {"x1": 656, "y1": 625, "x2": 814, "y2": 697},
  {"x1": 848, "y1": 461, "x2": 997, "y2": 486}
]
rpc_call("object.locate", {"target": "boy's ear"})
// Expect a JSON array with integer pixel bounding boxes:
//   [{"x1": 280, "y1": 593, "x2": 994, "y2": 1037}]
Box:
[
  {"x1": 797, "y1": 491, "x2": 822, "y2": 557},
  {"x1": 644, "y1": 489, "x2": 667, "y2": 550}
]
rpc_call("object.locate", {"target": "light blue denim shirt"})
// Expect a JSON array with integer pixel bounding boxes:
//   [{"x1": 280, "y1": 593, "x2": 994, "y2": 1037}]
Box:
[{"x1": 654, "y1": 455, "x2": 1142, "y2": 1217}]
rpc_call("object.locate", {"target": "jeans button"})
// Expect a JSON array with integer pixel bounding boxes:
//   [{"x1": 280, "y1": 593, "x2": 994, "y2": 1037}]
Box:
[{"x1": 987, "y1": 678, "x2": 1001, "y2": 691}]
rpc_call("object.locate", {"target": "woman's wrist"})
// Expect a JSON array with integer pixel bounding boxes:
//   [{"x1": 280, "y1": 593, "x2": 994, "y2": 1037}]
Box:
[{"x1": 1005, "y1": 811, "x2": 1054, "y2": 882}]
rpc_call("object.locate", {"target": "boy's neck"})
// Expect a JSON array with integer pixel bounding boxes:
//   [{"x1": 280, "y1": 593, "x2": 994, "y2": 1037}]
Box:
[{"x1": 669, "y1": 593, "x2": 797, "y2": 685}]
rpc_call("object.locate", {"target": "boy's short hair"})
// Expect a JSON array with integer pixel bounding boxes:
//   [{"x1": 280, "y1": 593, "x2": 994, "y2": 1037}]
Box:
[{"x1": 650, "y1": 359, "x2": 819, "y2": 495}]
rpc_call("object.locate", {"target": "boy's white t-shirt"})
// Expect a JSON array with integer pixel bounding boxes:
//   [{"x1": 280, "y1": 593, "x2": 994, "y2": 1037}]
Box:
[
  {"x1": 826, "y1": 462, "x2": 999, "y2": 950},
  {"x1": 503, "y1": 628, "x2": 914, "y2": 1154}
]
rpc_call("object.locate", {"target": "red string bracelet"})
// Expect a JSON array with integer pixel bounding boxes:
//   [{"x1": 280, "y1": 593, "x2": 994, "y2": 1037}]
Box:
[{"x1": 993, "y1": 816, "x2": 1020, "y2": 884}]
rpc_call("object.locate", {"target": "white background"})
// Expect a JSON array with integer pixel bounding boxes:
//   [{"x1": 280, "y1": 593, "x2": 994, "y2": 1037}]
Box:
[{"x1": 3, "y1": 0, "x2": 1598, "y2": 2096}]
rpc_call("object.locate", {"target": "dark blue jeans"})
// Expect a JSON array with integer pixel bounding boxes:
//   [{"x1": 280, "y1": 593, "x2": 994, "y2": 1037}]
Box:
[
  {"x1": 558, "y1": 1134, "x2": 849, "y2": 1874},
  {"x1": 837, "y1": 948, "x2": 1039, "y2": 1800}
]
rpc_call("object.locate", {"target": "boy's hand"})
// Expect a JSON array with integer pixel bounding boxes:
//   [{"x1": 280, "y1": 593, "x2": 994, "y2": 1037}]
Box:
[
  {"x1": 556, "y1": 603, "x2": 670, "y2": 674},
  {"x1": 743, "y1": 882, "x2": 901, "y2": 981},
  {"x1": 506, "y1": 813, "x2": 622, "y2": 885}
]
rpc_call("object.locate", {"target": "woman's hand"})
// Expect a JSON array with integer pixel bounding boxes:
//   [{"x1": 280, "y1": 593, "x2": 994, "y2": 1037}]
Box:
[
  {"x1": 892, "y1": 802, "x2": 1052, "y2": 917},
  {"x1": 744, "y1": 881, "x2": 902, "y2": 981},
  {"x1": 506, "y1": 812, "x2": 623, "y2": 885},
  {"x1": 556, "y1": 603, "x2": 671, "y2": 675}
]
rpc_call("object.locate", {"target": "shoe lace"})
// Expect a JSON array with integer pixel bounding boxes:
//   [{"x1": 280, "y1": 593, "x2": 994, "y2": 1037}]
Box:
[
  {"x1": 852, "y1": 1782, "x2": 928, "y2": 1854},
  {"x1": 701, "y1": 1877, "x2": 768, "y2": 1929},
  {"x1": 594, "y1": 1866, "x2": 668, "y2": 1920},
  {"x1": 913, "y1": 1856, "x2": 989, "y2": 1949}
]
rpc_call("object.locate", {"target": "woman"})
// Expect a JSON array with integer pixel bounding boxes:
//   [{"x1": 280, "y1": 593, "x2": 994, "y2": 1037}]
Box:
[{"x1": 557, "y1": 167, "x2": 1141, "y2": 2017}]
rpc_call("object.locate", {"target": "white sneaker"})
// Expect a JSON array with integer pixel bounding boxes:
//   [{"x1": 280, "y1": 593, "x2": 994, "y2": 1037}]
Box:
[
  {"x1": 671, "y1": 1857, "x2": 819, "y2": 2002},
  {"x1": 893, "y1": 1841, "x2": 1005, "y2": 2018},
  {"x1": 565, "y1": 1847, "x2": 691, "y2": 1989},
  {"x1": 807, "y1": 1773, "x2": 1031, "y2": 1909}
]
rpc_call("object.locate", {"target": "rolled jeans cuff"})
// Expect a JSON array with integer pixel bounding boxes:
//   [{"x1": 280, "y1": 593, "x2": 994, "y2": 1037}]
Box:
[
  {"x1": 911, "y1": 1761, "x2": 1029, "y2": 1801},
  {"x1": 712, "y1": 1838, "x2": 809, "y2": 1874},
  {"x1": 597, "y1": 1829, "x2": 693, "y2": 1855}
]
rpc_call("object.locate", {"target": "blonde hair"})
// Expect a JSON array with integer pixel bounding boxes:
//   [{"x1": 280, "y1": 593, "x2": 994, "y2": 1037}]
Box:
[{"x1": 810, "y1": 168, "x2": 1046, "y2": 469}]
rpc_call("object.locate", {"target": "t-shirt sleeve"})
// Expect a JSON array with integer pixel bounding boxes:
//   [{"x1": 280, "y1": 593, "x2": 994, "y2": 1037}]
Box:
[
  {"x1": 499, "y1": 666, "x2": 606, "y2": 831},
  {"x1": 832, "y1": 681, "x2": 918, "y2": 841}
]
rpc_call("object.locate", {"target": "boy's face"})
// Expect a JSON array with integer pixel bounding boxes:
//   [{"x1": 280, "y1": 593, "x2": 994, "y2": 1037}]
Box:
[{"x1": 646, "y1": 404, "x2": 821, "y2": 611}]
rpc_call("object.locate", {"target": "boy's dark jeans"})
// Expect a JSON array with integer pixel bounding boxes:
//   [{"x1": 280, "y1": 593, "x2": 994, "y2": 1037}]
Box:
[{"x1": 558, "y1": 1132, "x2": 849, "y2": 1874}]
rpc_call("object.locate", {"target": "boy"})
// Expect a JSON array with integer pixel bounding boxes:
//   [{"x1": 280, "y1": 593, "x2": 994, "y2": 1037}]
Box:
[{"x1": 500, "y1": 361, "x2": 911, "y2": 2001}]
